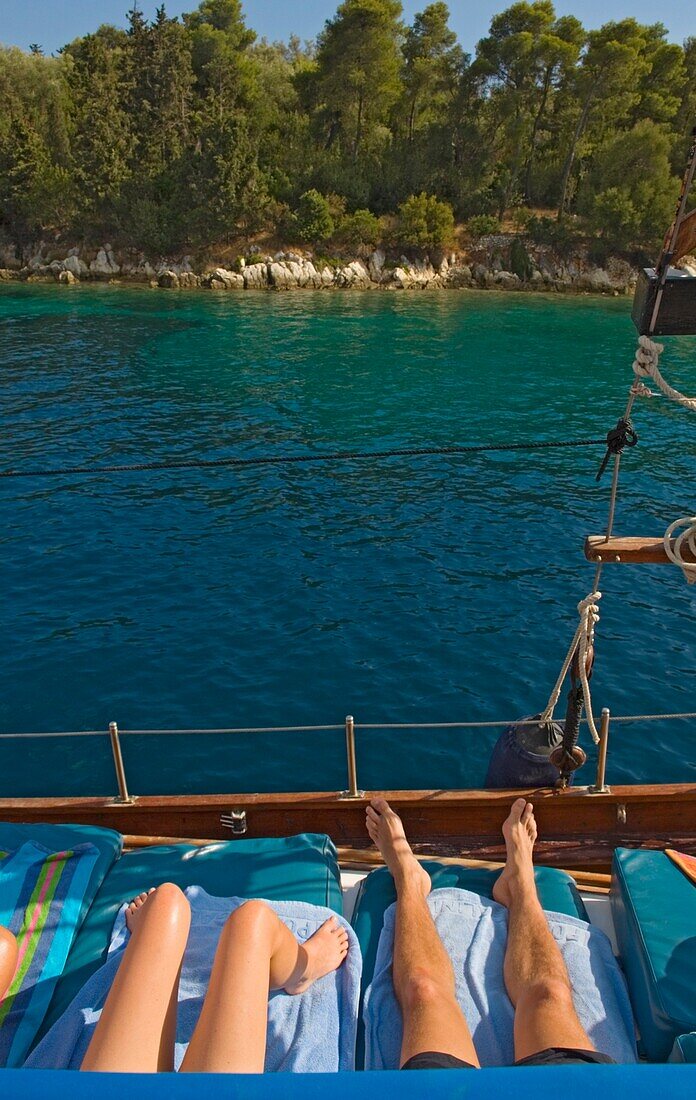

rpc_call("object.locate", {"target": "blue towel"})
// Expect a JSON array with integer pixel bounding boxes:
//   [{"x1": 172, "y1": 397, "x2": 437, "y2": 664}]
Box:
[
  {"x1": 0, "y1": 842, "x2": 99, "y2": 1067},
  {"x1": 26, "y1": 887, "x2": 361, "y2": 1072},
  {"x1": 364, "y1": 887, "x2": 637, "y2": 1068}
]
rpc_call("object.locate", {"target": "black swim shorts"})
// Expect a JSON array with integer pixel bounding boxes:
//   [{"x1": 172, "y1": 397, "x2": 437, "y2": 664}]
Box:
[{"x1": 401, "y1": 1047, "x2": 616, "y2": 1070}]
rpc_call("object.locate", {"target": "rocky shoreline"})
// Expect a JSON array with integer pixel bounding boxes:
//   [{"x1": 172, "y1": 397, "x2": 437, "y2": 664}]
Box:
[{"x1": 0, "y1": 236, "x2": 650, "y2": 296}]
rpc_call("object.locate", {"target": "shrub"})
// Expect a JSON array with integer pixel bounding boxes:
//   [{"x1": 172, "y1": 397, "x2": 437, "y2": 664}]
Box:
[
  {"x1": 336, "y1": 208, "x2": 381, "y2": 249},
  {"x1": 509, "y1": 237, "x2": 534, "y2": 281},
  {"x1": 526, "y1": 215, "x2": 580, "y2": 257},
  {"x1": 511, "y1": 206, "x2": 532, "y2": 232},
  {"x1": 467, "y1": 214, "x2": 501, "y2": 238},
  {"x1": 294, "y1": 189, "x2": 334, "y2": 243},
  {"x1": 395, "y1": 192, "x2": 454, "y2": 249}
]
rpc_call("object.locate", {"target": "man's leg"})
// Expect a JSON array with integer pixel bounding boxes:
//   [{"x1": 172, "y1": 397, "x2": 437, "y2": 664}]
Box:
[
  {"x1": 493, "y1": 798, "x2": 595, "y2": 1063},
  {"x1": 180, "y1": 899, "x2": 348, "y2": 1073},
  {"x1": 366, "y1": 798, "x2": 480, "y2": 1069},
  {"x1": 81, "y1": 884, "x2": 191, "y2": 1072}
]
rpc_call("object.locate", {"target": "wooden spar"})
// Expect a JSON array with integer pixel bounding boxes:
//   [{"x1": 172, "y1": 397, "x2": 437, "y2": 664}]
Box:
[
  {"x1": 585, "y1": 535, "x2": 696, "y2": 565},
  {"x1": 2, "y1": 783, "x2": 695, "y2": 872}
]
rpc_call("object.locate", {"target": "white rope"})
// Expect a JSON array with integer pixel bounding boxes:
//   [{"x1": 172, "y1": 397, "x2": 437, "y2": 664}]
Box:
[
  {"x1": 540, "y1": 592, "x2": 602, "y2": 744},
  {"x1": 664, "y1": 515, "x2": 696, "y2": 584},
  {"x1": 633, "y1": 336, "x2": 696, "y2": 412}
]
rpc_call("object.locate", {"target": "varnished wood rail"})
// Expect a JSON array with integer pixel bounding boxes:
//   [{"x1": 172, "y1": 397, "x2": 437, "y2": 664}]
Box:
[{"x1": 2, "y1": 783, "x2": 695, "y2": 872}]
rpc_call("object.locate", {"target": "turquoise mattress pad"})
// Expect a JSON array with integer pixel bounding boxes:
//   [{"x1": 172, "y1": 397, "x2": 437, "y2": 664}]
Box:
[
  {"x1": 611, "y1": 848, "x2": 696, "y2": 1062},
  {"x1": 350, "y1": 860, "x2": 587, "y2": 1067},
  {"x1": 36, "y1": 832, "x2": 342, "y2": 1043}
]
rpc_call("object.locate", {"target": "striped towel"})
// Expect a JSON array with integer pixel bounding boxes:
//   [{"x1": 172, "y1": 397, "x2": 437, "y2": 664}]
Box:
[{"x1": 0, "y1": 841, "x2": 99, "y2": 1067}]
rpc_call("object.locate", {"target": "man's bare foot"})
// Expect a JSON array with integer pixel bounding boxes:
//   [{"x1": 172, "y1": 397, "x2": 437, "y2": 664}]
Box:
[
  {"x1": 125, "y1": 888, "x2": 156, "y2": 933},
  {"x1": 492, "y1": 798, "x2": 538, "y2": 909},
  {"x1": 284, "y1": 916, "x2": 349, "y2": 995},
  {"x1": 366, "y1": 798, "x2": 431, "y2": 897}
]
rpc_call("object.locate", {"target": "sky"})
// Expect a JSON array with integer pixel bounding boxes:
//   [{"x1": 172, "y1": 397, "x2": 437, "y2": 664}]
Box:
[{"x1": 0, "y1": 0, "x2": 693, "y2": 56}]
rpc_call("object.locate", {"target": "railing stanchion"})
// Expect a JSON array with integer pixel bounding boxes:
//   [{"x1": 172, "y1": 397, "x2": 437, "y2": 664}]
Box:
[
  {"x1": 340, "y1": 714, "x2": 364, "y2": 799},
  {"x1": 588, "y1": 708, "x2": 611, "y2": 794},
  {"x1": 109, "y1": 721, "x2": 134, "y2": 804}
]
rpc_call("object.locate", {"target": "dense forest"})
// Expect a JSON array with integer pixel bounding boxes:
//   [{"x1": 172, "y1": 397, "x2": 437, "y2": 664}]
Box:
[{"x1": 0, "y1": 0, "x2": 694, "y2": 260}]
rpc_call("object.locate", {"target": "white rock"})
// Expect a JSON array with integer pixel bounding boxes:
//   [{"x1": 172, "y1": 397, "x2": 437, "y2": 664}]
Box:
[
  {"x1": 90, "y1": 247, "x2": 120, "y2": 276},
  {"x1": 58, "y1": 269, "x2": 77, "y2": 284},
  {"x1": 242, "y1": 262, "x2": 268, "y2": 288},
  {"x1": 206, "y1": 267, "x2": 244, "y2": 289},
  {"x1": 320, "y1": 266, "x2": 335, "y2": 287},
  {"x1": 269, "y1": 262, "x2": 297, "y2": 288},
  {"x1": 63, "y1": 254, "x2": 88, "y2": 278}
]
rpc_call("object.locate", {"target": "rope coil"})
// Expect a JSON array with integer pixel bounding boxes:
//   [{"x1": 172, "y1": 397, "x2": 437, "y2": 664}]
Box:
[{"x1": 664, "y1": 515, "x2": 696, "y2": 584}]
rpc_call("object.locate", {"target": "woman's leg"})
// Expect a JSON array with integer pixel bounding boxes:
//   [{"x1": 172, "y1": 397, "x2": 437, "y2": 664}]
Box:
[
  {"x1": 181, "y1": 899, "x2": 348, "y2": 1074},
  {"x1": 81, "y1": 883, "x2": 191, "y2": 1073},
  {"x1": 0, "y1": 926, "x2": 18, "y2": 1000}
]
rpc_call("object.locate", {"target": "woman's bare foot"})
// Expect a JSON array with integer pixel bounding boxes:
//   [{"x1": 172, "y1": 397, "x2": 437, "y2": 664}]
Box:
[
  {"x1": 125, "y1": 888, "x2": 157, "y2": 933},
  {"x1": 366, "y1": 798, "x2": 431, "y2": 897},
  {"x1": 492, "y1": 798, "x2": 538, "y2": 909},
  {"x1": 284, "y1": 916, "x2": 349, "y2": 995}
]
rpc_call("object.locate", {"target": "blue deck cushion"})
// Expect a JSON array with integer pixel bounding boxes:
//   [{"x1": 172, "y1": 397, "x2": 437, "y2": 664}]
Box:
[
  {"x1": 611, "y1": 848, "x2": 696, "y2": 1062},
  {"x1": 37, "y1": 832, "x2": 341, "y2": 1043},
  {"x1": 351, "y1": 860, "x2": 587, "y2": 1067},
  {"x1": 670, "y1": 1034, "x2": 696, "y2": 1063},
  {"x1": 0, "y1": 822, "x2": 122, "y2": 930}
]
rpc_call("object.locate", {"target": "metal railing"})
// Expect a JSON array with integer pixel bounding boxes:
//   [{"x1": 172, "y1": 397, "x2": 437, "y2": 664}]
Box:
[{"x1": 1, "y1": 709, "x2": 695, "y2": 802}]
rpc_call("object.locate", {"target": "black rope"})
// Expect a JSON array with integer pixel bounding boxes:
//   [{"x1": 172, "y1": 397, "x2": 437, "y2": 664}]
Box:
[
  {"x1": 0, "y1": 438, "x2": 607, "y2": 481},
  {"x1": 595, "y1": 417, "x2": 638, "y2": 482}
]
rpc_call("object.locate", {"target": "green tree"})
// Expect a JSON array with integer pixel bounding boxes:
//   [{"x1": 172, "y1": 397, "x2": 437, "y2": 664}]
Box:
[
  {"x1": 311, "y1": 0, "x2": 404, "y2": 161},
  {"x1": 401, "y1": 3, "x2": 462, "y2": 143},
  {"x1": 474, "y1": 2, "x2": 584, "y2": 215},
  {"x1": 0, "y1": 119, "x2": 73, "y2": 243},
  {"x1": 337, "y1": 207, "x2": 381, "y2": 248},
  {"x1": 557, "y1": 20, "x2": 651, "y2": 220},
  {"x1": 62, "y1": 29, "x2": 134, "y2": 229},
  {"x1": 396, "y1": 191, "x2": 454, "y2": 247},
  {"x1": 578, "y1": 119, "x2": 677, "y2": 249},
  {"x1": 294, "y1": 189, "x2": 335, "y2": 242}
]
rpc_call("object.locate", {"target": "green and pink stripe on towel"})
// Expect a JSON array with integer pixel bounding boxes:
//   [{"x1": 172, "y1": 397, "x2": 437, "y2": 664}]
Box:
[{"x1": 0, "y1": 841, "x2": 99, "y2": 1066}]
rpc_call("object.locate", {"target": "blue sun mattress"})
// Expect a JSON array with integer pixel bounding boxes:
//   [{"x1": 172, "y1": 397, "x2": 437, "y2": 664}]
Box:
[
  {"x1": 24, "y1": 831, "x2": 342, "y2": 1043},
  {"x1": 350, "y1": 860, "x2": 587, "y2": 1066},
  {"x1": 611, "y1": 847, "x2": 696, "y2": 1062}
]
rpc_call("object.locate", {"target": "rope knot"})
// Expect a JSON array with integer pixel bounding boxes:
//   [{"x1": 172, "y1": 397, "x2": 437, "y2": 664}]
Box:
[
  {"x1": 633, "y1": 334, "x2": 664, "y2": 378},
  {"x1": 596, "y1": 419, "x2": 637, "y2": 481}
]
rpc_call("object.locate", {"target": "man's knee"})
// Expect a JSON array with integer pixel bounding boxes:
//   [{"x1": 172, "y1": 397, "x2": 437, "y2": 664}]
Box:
[
  {"x1": 399, "y1": 967, "x2": 454, "y2": 1013},
  {"x1": 521, "y1": 975, "x2": 573, "y2": 1012}
]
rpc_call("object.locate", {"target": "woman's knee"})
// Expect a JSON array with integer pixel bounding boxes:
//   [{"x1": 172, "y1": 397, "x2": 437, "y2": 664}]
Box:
[
  {"x1": 223, "y1": 899, "x2": 277, "y2": 938},
  {"x1": 144, "y1": 882, "x2": 191, "y2": 931},
  {"x1": 0, "y1": 925, "x2": 18, "y2": 962}
]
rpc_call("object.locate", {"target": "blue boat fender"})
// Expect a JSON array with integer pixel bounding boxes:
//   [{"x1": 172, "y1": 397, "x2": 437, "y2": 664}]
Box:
[{"x1": 484, "y1": 715, "x2": 567, "y2": 789}]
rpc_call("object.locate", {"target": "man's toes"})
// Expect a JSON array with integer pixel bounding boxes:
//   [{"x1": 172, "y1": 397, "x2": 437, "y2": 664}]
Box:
[
  {"x1": 366, "y1": 805, "x2": 380, "y2": 822},
  {"x1": 522, "y1": 802, "x2": 534, "y2": 823},
  {"x1": 370, "y1": 797, "x2": 390, "y2": 813},
  {"x1": 509, "y1": 797, "x2": 527, "y2": 821}
]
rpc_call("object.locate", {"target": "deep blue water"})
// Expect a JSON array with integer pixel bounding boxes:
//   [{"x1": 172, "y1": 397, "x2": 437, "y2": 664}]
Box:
[{"x1": 1, "y1": 284, "x2": 694, "y2": 797}]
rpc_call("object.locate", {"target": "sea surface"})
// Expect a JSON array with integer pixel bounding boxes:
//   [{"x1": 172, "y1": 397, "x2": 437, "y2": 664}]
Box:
[{"x1": 1, "y1": 284, "x2": 695, "y2": 797}]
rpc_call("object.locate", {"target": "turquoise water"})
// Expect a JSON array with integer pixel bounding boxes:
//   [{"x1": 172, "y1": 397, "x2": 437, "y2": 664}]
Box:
[{"x1": 1, "y1": 284, "x2": 695, "y2": 797}]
